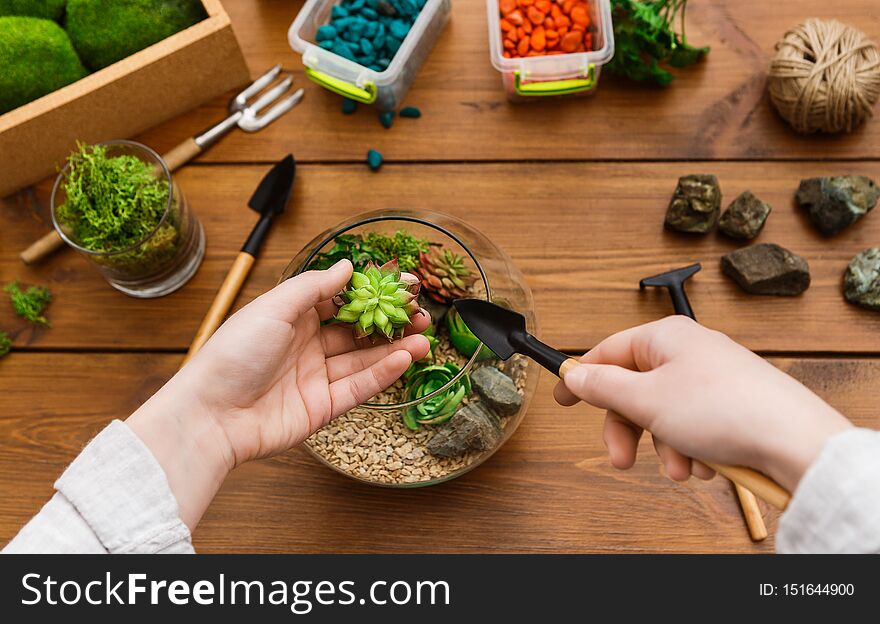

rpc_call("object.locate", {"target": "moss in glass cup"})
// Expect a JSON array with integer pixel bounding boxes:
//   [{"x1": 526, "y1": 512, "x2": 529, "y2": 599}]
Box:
[{"x1": 54, "y1": 142, "x2": 181, "y2": 276}]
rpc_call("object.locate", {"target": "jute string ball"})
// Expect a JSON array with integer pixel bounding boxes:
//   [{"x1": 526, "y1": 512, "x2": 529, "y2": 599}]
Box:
[{"x1": 768, "y1": 18, "x2": 880, "y2": 134}]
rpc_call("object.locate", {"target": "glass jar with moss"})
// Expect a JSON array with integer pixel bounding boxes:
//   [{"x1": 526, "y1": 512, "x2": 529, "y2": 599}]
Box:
[{"x1": 51, "y1": 140, "x2": 205, "y2": 297}]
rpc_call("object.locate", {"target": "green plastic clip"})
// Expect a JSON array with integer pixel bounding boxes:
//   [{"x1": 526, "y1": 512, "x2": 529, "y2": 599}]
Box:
[
  {"x1": 305, "y1": 67, "x2": 377, "y2": 104},
  {"x1": 514, "y1": 66, "x2": 597, "y2": 97}
]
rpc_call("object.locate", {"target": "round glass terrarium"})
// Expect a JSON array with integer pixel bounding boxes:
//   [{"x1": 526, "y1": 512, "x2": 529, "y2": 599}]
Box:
[
  {"x1": 51, "y1": 140, "x2": 205, "y2": 298},
  {"x1": 280, "y1": 209, "x2": 540, "y2": 487}
]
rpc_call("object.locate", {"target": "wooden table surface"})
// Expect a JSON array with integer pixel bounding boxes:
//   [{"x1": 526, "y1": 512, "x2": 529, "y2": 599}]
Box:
[{"x1": 2, "y1": 0, "x2": 879, "y2": 553}]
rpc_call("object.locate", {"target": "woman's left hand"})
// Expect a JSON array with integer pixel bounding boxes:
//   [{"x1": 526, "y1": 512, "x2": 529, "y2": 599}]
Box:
[{"x1": 127, "y1": 259, "x2": 430, "y2": 528}]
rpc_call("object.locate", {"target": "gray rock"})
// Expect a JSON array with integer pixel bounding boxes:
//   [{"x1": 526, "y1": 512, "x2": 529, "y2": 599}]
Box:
[
  {"x1": 664, "y1": 174, "x2": 722, "y2": 234},
  {"x1": 718, "y1": 191, "x2": 771, "y2": 239},
  {"x1": 844, "y1": 247, "x2": 880, "y2": 310},
  {"x1": 426, "y1": 402, "x2": 502, "y2": 458},
  {"x1": 471, "y1": 366, "x2": 522, "y2": 416},
  {"x1": 721, "y1": 243, "x2": 810, "y2": 296},
  {"x1": 796, "y1": 176, "x2": 879, "y2": 236}
]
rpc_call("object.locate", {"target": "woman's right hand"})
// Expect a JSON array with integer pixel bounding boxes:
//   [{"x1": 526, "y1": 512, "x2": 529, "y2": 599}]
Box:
[{"x1": 554, "y1": 316, "x2": 853, "y2": 492}]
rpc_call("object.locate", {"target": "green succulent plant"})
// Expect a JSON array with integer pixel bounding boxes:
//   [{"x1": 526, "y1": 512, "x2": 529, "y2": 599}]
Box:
[
  {"x1": 333, "y1": 259, "x2": 421, "y2": 341},
  {"x1": 446, "y1": 306, "x2": 496, "y2": 361},
  {"x1": 402, "y1": 362, "x2": 471, "y2": 429}
]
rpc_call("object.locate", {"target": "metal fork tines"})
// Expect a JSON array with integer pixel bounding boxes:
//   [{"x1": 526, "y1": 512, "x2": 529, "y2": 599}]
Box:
[{"x1": 196, "y1": 65, "x2": 304, "y2": 148}]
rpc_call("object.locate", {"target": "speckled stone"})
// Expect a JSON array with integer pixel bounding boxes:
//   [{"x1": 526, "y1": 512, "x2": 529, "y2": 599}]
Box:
[
  {"x1": 471, "y1": 366, "x2": 522, "y2": 417},
  {"x1": 721, "y1": 243, "x2": 810, "y2": 296},
  {"x1": 426, "y1": 402, "x2": 501, "y2": 458},
  {"x1": 718, "y1": 191, "x2": 771, "y2": 239},
  {"x1": 796, "y1": 176, "x2": 879, "y2": 236},
  {"x1": 664, "y1": 174, "x2": 722, "y2": 234},
  {"x1": 844, "y1": 247, "x2": 880, "y2": 310}
]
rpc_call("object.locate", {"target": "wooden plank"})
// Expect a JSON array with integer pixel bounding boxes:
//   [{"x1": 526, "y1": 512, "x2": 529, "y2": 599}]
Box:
[
  {"x1": 134, "y1": 0, "x2": 880, "y2": 162},
  {"x1": 0, "y1": 353, "x2": 878, "y2": 553},
  {"x1": 3, "y1": 162, "x2": 880, "y2": 353}
]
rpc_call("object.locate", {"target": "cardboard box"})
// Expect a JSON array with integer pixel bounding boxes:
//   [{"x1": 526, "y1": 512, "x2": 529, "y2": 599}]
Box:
[{"x1": 0, "y1": 0, "x2": 250, "y2": 197}]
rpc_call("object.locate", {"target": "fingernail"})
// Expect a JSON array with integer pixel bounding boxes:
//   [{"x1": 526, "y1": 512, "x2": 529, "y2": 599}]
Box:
[{"x1": 563, "y1": 365, "x2": 588, "y2": 388}]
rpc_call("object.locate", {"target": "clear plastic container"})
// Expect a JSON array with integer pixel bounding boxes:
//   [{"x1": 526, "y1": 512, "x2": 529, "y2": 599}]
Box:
[
  {"x1": 289, "y1": 0, "x2": 451, "y2": 111},
  {"x1": 487, "y1": 0, "x2": 614, "y2": 101}
]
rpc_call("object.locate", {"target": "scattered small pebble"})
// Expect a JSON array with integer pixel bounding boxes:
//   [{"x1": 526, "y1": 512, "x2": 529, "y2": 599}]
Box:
[
  {"x1": 400, "y1": 105, "x2": 421, "y2": 118},
  {"x1": 367, "y1": 149, "x2": 383, "y2": 171},
  {"x1": 341, "y1": 98, "x2": 358, "y2": 114},
  {"x1": 379, "y1": 110, "x2": 395, "y2": 128}
]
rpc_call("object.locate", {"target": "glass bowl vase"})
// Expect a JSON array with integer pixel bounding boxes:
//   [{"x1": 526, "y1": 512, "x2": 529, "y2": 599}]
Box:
[{"x1": 280, "y1": 209, "x2": 540, "y2": 487}]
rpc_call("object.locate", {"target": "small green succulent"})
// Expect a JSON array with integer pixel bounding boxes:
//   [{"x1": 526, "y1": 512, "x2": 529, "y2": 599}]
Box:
[
  {"x1": 446, "y1": 306, "x2": 496, "y2": 360},
  {"x1": 333, "y1": 259, "x2": 421, "y2": 341},
  {"x1": 402, "y1": 362, "x2": 471, "y2": 429}
]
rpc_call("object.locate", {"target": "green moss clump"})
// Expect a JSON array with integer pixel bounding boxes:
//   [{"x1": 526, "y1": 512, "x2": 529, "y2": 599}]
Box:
[
  {"x1": 5, "y1": 281, "x2": 52, "y2": 326},
  {"x1": 0, "y1": 0, "x2": 67, "y2": 21},
  {"x1": 56, "y1": 142, "x2": 172, "y2": 252},
  {"x1": 56, "y1": 143, "x2": 182, "y2": 277},
  {"x1": 0, "y1": 16, "x2": 87, "y2": 114},
  {"x1": 66, "y1": 0, "x2": 207, "y2": 70},
  {"x1": 0, "y1": 331, "x2": 11, "y2": 358}
]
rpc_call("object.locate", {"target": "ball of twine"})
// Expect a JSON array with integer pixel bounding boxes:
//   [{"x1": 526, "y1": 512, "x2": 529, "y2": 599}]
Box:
[{"x1": 768, "y1": 18, "x2": 880, "y2": 134}]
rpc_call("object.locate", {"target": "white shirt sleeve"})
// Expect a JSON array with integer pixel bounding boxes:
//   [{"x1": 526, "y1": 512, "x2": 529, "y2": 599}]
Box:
[
  {"x1": 3, "y1": 420, "x2": 193, "y2": 554},
  {"x1": 777, "y1": 428, "x2": 880, "y2": 554}
]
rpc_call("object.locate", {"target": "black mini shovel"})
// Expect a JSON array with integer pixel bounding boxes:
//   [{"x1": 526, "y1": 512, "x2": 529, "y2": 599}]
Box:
[
  {"x1": 452, "y1": 298, "x2": 791, "y2": 510},
  {"x1": 183, "y1": 154, "x2": 295, "y2": 365}
]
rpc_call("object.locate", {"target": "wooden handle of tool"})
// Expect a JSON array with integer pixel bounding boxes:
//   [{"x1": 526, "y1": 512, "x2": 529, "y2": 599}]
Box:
[
  {"x1": 20, "y1": 230, "x2": 65, "y2": 265},
  {"x1": 182, "y1": 252, "x2": 255, "y2": 367},
  {"x1": 162, "y1": 137, "x2": 202, "y2": 171},
  {"x1": 558, "y1": 357, "x2": 792, "y2": 510},
  {"x1": 733, "y1": 483, "x2": 768, "y2": 541}
]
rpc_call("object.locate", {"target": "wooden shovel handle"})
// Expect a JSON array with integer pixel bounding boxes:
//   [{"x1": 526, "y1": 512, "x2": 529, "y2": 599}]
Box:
[
  {"x1": 182, "y1": 252, "x2": 255, "y2": 367},
  {"x1": 20, "y1": 230, "x2": 65, "y2": 265},
  {"x1": 162, "y1": 137, "x2": 202, "y2": 172},
  {"x1": 733, "y1": 483, "x2": 768, "y2": 541},
  {"x1": 559, "y1": 358, "x2": 792, "y2": 511}
]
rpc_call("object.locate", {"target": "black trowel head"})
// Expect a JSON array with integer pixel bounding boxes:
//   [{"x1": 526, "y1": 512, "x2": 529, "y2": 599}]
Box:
[
  {"x1": 452, "y1": 299, "x2": 524, "y2": 360},
  {"x1": 248, "y1": 154, "x2": 295, "y2": 216}
]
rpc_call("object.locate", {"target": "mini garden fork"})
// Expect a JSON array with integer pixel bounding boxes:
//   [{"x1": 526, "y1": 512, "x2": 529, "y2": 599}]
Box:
[
  {"x1": 162, "y1": 64, "x2": 304, "y2": 170},
  {"x1": 20, "y1": 65, "x2": 304, "y2": 265}
]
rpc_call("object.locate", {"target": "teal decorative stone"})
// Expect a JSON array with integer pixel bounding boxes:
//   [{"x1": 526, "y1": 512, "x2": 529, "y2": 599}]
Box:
[
  {"x1": 341, "y1": 98, "x2": 358, "y2": 114},
  {"x1": 844, "y1": 247, "x2": 880, "y2": 311},
  {"x1": 316, "y1": 0, "x2": 421, "y2": 69},
  {"x1": 379, "y1": 110, "x2": 395, "y2": 128},
  {"x1": 367, "y1": 149, "x2": 383, "y2": 171},
  {"x1": 400, "y1": 105, "x2": 421, "y2": 118}
]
